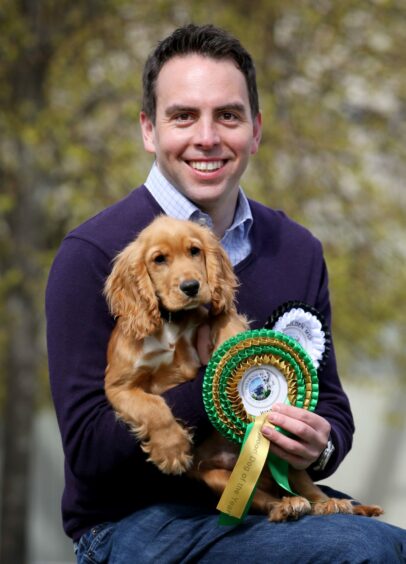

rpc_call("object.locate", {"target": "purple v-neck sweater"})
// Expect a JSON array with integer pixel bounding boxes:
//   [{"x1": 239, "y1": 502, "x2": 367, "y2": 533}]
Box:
[{"x1": 46, "y1": 185, "x2": 354, "y2": 541}]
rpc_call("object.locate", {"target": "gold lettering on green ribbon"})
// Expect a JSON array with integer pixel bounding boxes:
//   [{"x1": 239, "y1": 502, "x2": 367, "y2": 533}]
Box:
[{"x1": 217, "y1": 413, "x2": 270, "y2": 519}]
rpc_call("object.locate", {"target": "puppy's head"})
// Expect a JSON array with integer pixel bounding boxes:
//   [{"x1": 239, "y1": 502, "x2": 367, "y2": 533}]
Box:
[
  {"x1": 141, "y1": 216, "x2": 213, "y2": 313},
  {"x1": 104, "y1": 216, "x2": 239, "y2": 339}
]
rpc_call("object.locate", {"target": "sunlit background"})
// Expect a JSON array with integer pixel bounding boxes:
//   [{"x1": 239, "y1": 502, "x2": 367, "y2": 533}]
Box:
[{"x1": 1, "y1": 1, "x2": 405, "y2": 562}]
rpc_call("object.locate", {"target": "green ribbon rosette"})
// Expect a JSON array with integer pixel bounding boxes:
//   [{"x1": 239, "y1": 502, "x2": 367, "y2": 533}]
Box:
[{"x1": 203, "y1": 328, "x2": 319, "y2": 525}]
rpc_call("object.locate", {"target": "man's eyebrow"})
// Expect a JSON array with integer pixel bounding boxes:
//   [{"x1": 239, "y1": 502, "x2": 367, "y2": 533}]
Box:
[
  {"x1": 217, "y1": 103, "x2": 247, "y2": 114},
  {"x1": 165, "y1": 105, "x2": 196, "y2": 116},
  {"x1": 164, "y1": 103, "x2": 248, "y2": 116}
]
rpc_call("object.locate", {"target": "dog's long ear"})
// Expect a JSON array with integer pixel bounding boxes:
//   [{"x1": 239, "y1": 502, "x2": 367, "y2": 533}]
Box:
[
  {"x1": 104, "y1": 239, "x2": 162, "y2": 339},
  {"x1": 202, "y1": 228, "x2": 239, "y2": 315}
]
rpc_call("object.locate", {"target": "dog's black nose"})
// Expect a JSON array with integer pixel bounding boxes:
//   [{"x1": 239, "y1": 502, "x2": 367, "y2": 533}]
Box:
[{"x1": 180, "y1": 279, "x2": 200, "y2": 297}]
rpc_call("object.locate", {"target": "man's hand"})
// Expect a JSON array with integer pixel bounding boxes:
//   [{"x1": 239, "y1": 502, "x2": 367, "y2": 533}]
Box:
[{"x1": 261, "y1": 403, "x2": 331, "y2": 470}]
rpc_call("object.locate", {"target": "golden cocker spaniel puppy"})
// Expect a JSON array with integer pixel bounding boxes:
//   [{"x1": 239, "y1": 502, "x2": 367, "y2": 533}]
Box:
[{"x1": 104, "y1": 215, "x2": 248, "y2": 474}]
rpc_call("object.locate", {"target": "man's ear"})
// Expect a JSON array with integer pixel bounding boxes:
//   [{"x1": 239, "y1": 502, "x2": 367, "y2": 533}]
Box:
[
  {"x1": 250, "y1": 111, "x2": 262, "y2": 155},
  {"x1": 140, "y1": 112, "x2": 156, "y2": 153}
]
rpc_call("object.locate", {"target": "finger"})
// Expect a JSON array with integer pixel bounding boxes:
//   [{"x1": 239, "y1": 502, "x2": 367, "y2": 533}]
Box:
[
  {"x1": 269, "y1": 432, "x2": 318, "y2": 470},
  {"x1": 267, "y1": 410, "x2": 318, "y2": 445},
  {"x1": 268, "y1": 444, "x2": 308, "y2": 470},
  {"x1": 263, "y1": 425, "x2": 317, "y2": 470},
  {"x1": 262, "y1": 424, "x2": 318, "y2": 461},
  {"x1": 272, "y1": 403, "x2": 329, "y2": 433},
  {"x1": 266, "y1": 435, "x2": 312, "y2": 470},
  {"x1": 268, "y1": 405, "x2": 330, "y2": 447}
]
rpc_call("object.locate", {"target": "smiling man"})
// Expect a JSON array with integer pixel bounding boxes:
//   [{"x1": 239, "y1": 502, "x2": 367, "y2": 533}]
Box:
[
  {"x1": 46, "y1": 24, "x2": 406, "y2": 563},
  {"x1": 140, "y1": 53, "x2": 261, "y2": 236}
]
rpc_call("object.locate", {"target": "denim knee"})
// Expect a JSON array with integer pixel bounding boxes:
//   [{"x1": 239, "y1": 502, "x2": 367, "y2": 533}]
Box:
[{"x1": 305, "y1": 515, "x2": 406, "y2": 564}]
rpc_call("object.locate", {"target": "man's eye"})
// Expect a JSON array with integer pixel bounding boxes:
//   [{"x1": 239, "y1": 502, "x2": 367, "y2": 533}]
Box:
[
  {"x1": 175, "y1": 113, "x2": 193, "y2": 122},
  {"x1": 220, "y1": 111, "x2": 238, "y2": 122},
  {"x1": 190, "y1": 246, "x2": 201, "y2": 257},
  {"x1": 153, "y1": 254, "x2": 166, "y2": 264}
]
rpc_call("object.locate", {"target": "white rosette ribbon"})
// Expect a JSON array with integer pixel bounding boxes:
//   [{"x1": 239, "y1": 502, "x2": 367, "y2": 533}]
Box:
[{"x1": 271, "y1": 307, "x2": 326, "y2": 368}]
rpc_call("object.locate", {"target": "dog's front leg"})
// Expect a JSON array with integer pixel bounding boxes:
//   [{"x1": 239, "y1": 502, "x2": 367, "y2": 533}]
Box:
[
  {"x1": 106, "y1": 383, "x2": 193, "y2": 475},
  {"x1": 288, "y1": 467, "x2": 357, "y2": 516},
  {"x1": 288, "y1": 468, "x2": 383, "y2": 517}
]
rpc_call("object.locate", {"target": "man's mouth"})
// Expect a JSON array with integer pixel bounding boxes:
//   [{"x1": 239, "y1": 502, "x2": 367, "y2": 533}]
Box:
[{"x1": 188, "y1": 160, "x2": 225, "y2": 172}]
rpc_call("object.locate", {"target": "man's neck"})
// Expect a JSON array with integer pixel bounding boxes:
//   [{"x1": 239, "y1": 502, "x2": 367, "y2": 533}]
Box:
[{"x1": 201, "y1": 193, "x2": 239, "y2": 238}]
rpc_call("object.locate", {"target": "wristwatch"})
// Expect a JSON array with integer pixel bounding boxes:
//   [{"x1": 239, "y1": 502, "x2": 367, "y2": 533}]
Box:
[{"x1": 313, "y1": 435, "x2": 335, "y2": 471}]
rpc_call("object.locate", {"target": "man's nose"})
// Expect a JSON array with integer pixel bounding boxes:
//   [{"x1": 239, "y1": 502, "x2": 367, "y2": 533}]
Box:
[{"x1": 193, "y1": 118, "x2": 220, "y2": 148}]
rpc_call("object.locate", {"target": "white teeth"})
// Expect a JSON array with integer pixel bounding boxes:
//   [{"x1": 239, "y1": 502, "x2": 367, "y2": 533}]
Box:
[{"x1": 189, "y1": 160, "x2": 223, "y2": 171}]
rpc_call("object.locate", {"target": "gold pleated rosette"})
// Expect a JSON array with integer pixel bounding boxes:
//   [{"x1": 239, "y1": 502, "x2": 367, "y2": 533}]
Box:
[{"x1": 203, "y1": 328, "x2": 319, "y2": 523}]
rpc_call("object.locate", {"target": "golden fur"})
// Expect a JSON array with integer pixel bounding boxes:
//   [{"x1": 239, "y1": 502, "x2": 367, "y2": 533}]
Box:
[
  {"x1": 104, "y1": 216, "x2": 248, "y2": 474},
  {"x1": 104, "y1": 215, "x2": 383, "y2": 522}
]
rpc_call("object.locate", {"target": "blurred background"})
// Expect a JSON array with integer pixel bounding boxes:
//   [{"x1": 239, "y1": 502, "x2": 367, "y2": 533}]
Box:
[{"x1": 0, "y1": 0, "x2": 405, "y2": 562}]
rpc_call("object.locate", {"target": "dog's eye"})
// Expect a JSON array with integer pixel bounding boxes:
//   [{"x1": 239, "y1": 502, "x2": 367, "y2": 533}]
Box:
[
  {"x1": 190, "y1": 246, "x2": 201, "y2": 257},
  {"x1": 153, "y1": 254, "x2": 166, "y2": 264}
]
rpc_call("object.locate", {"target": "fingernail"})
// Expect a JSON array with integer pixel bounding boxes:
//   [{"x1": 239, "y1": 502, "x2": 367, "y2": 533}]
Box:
[{"x1": 262, "y1": 422, "x2": 274, "y2": 437}]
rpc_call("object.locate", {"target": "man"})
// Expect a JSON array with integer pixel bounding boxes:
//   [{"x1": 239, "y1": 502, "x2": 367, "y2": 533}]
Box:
[{"x1": 46, "y1": 24, "x2": 406, "y2": 562}]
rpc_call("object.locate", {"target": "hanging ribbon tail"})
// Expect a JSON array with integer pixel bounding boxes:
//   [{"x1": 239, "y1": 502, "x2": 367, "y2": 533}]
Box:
[
  {"x1": 218, "y1": 485, "x2": 258, "y2": 526},
  {"x1": 217, "y1": 414, "x2": 270, "y2": 524},
  {"x1": 267, "y1": 452, "x2": 296, "y2": 495}
]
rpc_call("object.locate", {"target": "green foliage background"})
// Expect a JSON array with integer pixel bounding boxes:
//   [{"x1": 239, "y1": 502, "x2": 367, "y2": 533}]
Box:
[{"x1": 1, "y1": 0, "x2": 405, "y2": 408}]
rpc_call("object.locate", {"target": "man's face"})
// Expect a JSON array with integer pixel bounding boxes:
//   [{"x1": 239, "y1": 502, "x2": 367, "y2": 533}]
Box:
[{"x1": 140, "y1": 54, "x2": 262, "y2": 213}]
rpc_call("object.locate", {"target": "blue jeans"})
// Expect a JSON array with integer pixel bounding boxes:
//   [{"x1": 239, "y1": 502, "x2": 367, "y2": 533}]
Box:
[{"x1": 74, "y1": 501, "x2": 406, "y2": 563}]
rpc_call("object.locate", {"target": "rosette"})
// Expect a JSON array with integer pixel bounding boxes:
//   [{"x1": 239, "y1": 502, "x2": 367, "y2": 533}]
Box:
[
  {"x1": 265, "y1": 301, "x2": 331, "y2": 369},
  {"x1": 203, "y1": 329, "x2": 318, "y2": 444},
  {"x1": 203, "y1": 329, "x2": 319, "y2": 522}
]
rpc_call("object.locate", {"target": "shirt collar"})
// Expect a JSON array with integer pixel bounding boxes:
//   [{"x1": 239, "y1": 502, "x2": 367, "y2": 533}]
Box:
[{"x1": 144, "y1": 162, "x2": 253, "y2": 235}]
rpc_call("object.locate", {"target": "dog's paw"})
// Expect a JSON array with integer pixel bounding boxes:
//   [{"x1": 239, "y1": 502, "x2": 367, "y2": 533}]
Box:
[
  {"x1": 142, "y1": 423, "x2": 193, "y2": 475},
  {"x1": 268, "y1": 496, "x2": 311, "y2": 522},
  {"x1": 352, "y1": 504, "x2": 384, "y2": 518},
  {"x1": 311, "y1": 498, "x2": 354, "y2": 515}
]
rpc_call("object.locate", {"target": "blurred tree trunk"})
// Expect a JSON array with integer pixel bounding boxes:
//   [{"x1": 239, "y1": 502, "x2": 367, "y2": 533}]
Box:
[
  {"x1": 1, "y1": 294, "x2": 40, "y2": 564},
  {"x1": 0, "y1": 2, "x2": 50, "y2": 561},
  {"x1": 0, "y1": 2, "x2": 122, "y2": 559}
]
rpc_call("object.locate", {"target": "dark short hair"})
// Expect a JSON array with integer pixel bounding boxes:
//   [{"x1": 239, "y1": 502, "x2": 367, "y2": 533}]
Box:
[{"x1": 142, "y1": 24, "x2": 259, "y2": 122}]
